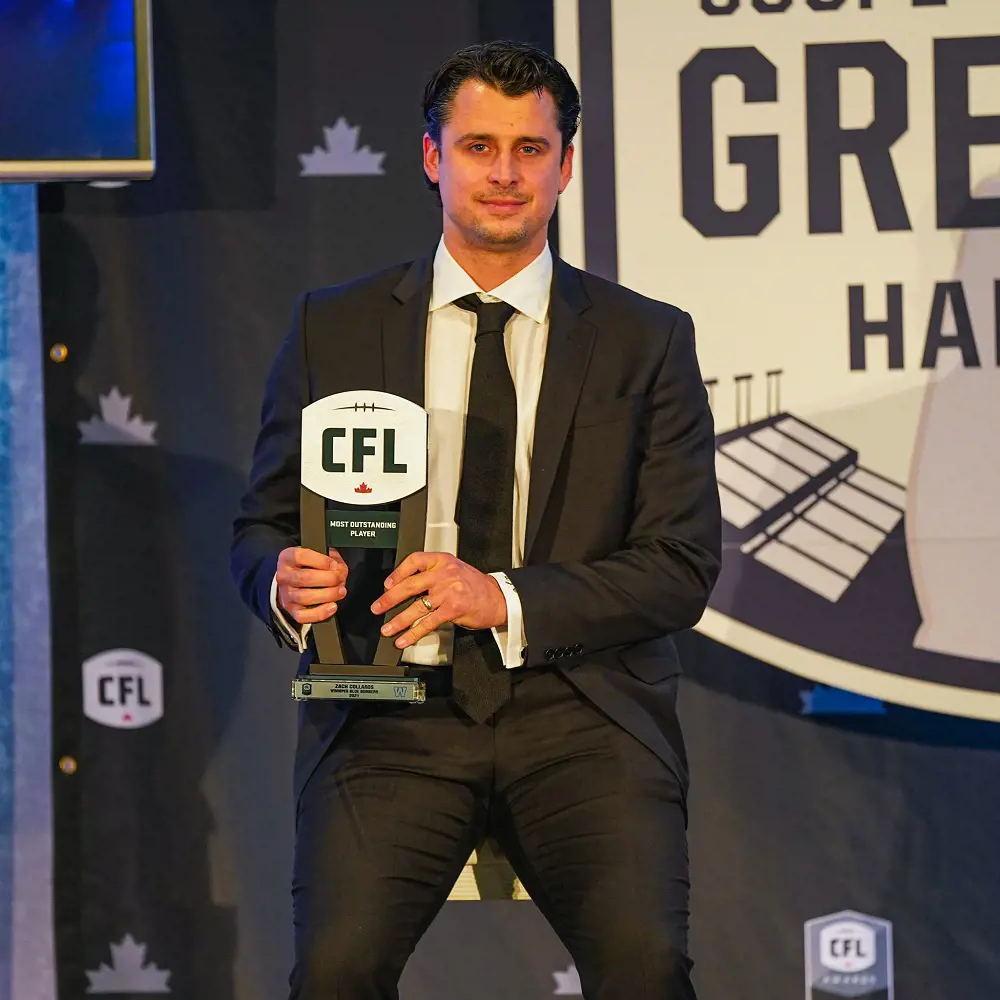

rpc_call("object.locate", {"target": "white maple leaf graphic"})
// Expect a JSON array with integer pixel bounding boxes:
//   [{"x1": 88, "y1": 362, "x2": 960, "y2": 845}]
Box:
[
  {"x1": 78, "y1": 387, "x2": 157, "y2": 445},
  {"x1": 553, "y1": 963, "x2": 582, "y2": 995},
  {"x1": 299, "y1": 117, "x2": 386, "y2": 176},
  {"x1": 85, "y1": 934, "x2": 171, "y2": 993}
]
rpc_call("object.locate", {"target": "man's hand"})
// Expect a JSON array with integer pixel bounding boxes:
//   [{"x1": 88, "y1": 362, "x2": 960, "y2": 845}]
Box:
[
  {"x1": 371, "y1": 552, "x2": 507, "y2": 648},
  {"x1": 276, "y1": 546, "x2": 348, "y2": 625}
]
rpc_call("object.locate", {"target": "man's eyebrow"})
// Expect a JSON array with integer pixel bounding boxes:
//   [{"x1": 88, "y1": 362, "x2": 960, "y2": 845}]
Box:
[{"x1": 453, "y1": 132, "x2": 552, "y2": 148}]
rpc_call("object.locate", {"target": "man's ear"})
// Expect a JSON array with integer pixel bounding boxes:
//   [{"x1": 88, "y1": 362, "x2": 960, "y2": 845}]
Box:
[
  {"x1": 558, "y1": 142, "x2": 575, "y2": 194},
  {"x1": 423, "y1": 133, "x2": 440, "y2": 184}
]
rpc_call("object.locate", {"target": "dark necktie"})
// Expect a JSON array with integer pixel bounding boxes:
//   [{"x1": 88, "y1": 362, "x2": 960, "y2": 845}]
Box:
[{"x1": 450, "y1": 293, "x2": 517, "y2": 723}]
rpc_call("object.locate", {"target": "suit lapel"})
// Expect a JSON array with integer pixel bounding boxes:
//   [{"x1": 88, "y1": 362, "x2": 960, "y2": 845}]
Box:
[
  {"x1": 382, "y1": 253, "x2": 433, "y2": 405},
  {"x1": 525, "y1": 258, "x2": 595, "y2": 560}
]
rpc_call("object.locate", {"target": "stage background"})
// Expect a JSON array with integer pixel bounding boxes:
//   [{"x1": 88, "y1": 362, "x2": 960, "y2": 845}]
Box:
[{"x1": 36, "y1": 1, "x2": 1000, "y2": 998}]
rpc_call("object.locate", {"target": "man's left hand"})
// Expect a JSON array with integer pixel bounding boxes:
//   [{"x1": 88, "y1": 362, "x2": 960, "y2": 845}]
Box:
[{"x1": 370, "y1": 552, "x2": 507, "y2": 648}]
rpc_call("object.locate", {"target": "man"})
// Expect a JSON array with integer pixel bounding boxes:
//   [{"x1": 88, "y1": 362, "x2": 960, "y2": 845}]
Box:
[{"x1": 231, "y1": 40, "x2": 720, "y2": 1000}]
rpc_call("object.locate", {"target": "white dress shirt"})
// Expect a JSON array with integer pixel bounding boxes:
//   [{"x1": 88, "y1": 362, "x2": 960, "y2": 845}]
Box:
[{"x1": 271, "y1": 237, "x2": 552, "y2": 669}]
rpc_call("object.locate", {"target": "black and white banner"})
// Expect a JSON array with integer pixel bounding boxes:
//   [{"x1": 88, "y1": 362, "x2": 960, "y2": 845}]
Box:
[
  {"x1": 561, "y1": 0, "x2": 1000, "y2": 716},
  {"x1": 557, "y1": 2, "x2": 1000, "y2": 999}
]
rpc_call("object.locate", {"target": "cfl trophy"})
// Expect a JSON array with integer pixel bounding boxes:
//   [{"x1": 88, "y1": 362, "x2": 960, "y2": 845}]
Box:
[{"x1": 291, "y1": 390, "x2": 429, "y2": 704}]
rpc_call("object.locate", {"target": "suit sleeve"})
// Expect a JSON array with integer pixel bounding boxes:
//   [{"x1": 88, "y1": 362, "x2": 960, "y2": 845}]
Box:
[
  {"x1": 507, "y1": 309, "x2": 721, "y2": 664},
  {"x1": 230, "y1": 294, "x2": 307, "y2": 641}
]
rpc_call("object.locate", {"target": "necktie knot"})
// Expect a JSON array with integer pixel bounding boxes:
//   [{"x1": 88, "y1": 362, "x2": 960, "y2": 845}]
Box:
[{"x1": 454, "y1": 294, "x2": 517, "y2": 337}]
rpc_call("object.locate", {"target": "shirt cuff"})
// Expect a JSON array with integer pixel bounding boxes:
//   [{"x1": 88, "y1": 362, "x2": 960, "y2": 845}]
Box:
[
  {"x1": 489, "y1": 572, "x2": 526, "y2": 669},
  {"x1": 270, "y1": 573, "x2": 311, "y2": 653}
]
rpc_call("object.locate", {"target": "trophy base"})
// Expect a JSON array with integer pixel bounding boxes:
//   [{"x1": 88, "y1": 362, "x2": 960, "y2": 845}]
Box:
[{"x1": 291, "y1": 672, "x2": 427, "y2": 704}]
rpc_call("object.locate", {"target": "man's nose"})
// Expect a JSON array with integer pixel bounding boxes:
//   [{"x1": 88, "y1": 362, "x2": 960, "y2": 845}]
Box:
[{"x1": 488, "y1": 150, "x2": 519, "y2": 187}]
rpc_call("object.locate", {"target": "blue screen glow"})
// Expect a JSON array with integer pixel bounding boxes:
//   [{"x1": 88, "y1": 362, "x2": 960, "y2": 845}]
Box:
[{"x1": 0, "y1": 0, "x2": 141, "y2": 161}]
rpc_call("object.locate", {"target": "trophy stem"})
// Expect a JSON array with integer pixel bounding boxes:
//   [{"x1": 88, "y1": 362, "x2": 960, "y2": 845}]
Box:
[{"x1": 371, "y1": 488, "x2": 428, "y2": 666}]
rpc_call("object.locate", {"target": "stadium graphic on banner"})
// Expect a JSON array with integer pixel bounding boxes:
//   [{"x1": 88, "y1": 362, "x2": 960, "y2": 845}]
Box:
[{"x1": 700, "y1": 189, "x2": 1000, "y2": 718}]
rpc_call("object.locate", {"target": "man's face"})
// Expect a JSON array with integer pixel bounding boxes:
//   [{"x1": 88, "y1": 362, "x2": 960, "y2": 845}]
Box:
[{"x1": 423, "y1": 79, "x2": 573, "y2": 249}]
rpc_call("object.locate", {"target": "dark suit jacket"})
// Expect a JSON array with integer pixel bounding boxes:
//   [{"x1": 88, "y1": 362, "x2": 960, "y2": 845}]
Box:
[{"x1": 231, "y1": 251, "x2": 722, "y2": 805}]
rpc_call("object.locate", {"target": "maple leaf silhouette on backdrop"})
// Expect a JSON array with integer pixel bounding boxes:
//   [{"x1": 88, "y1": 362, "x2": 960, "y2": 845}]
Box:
[
  {"x1": 78, "y1": 387, "x2": 157, "y2": 445},
  {"x1": 85, "y1": 934, "x2": 171, "y2": 993},
  {"x1": 299, "y1": 117, "x2": 386, "y2": 176},
  {"x1": 552, "y1": 964, "x2": 582, "y2": 996}
]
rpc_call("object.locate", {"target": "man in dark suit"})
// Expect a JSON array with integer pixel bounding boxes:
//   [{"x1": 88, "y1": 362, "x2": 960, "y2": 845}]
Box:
[{"x1": 231, "y1": 40, "x2": 720, "y2": 1000}]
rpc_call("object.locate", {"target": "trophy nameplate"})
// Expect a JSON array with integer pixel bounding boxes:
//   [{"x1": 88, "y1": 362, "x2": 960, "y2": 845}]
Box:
[{"x1": 291, "y1": 390, "x2": 429, "y2": 704}]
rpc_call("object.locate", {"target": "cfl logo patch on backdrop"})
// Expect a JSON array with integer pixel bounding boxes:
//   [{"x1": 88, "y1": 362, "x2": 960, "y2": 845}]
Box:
[
  {"x1": 805, "y1": 911, "x2": 893, "y2": 1000},
  {"x1": 83, "y1": 649, "x2": 164, "y2": 729}
]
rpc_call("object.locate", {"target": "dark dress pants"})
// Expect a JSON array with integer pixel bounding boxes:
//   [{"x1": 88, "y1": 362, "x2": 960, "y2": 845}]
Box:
[{"x1": 289, "y1": 664, "x2": 696, "y2": 1000}]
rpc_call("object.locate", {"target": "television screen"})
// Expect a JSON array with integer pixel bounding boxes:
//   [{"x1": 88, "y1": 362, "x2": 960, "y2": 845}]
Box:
[{"x1": 0, "y1": 0, "x2": 154, "y2": 180}]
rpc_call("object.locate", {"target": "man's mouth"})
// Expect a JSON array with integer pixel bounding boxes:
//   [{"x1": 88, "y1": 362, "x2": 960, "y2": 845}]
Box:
[{"x1": 479, "y1": 196, "x2": 527, "y2": 207}]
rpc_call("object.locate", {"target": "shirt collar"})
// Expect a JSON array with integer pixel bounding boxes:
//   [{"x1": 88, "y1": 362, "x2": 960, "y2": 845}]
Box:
[{"x1": 429, "y1": 236, "x2": 552, "y2": 325}]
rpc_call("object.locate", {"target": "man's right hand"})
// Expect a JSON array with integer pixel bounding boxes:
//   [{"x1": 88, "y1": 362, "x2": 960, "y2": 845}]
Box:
[{"x1": 276, "y1": 546, "x2": 348, "y2": 624}]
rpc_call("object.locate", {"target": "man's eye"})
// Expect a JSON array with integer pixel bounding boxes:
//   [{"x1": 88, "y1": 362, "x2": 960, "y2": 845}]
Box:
[
  {"x1": 522, "y1": 146, "x2": 541, "y2": 155},
  {"x1": 469, "y1": 143, "x2": 488, "y2": 153}
]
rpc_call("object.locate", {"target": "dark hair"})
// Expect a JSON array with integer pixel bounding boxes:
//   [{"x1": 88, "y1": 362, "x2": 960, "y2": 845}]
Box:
[{"x1": 422, "y1": 40, "x2": 581, "y2": 197}]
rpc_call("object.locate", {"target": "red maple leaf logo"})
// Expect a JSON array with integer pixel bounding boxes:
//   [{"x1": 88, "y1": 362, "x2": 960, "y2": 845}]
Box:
[{"x1": 355, "y1": 482, "x2": 373, "y2": 494}]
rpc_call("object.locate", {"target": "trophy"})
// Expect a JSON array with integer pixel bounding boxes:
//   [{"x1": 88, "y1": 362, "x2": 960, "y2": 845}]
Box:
[{"x1": 291, "y1": 390, "x2": 429, "y2": 704}]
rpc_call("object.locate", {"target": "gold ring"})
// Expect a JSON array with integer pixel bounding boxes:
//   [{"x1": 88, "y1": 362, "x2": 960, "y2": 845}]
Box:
[{"x1": 420, "y1": 596, "x2": 433, "y2": 612}]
